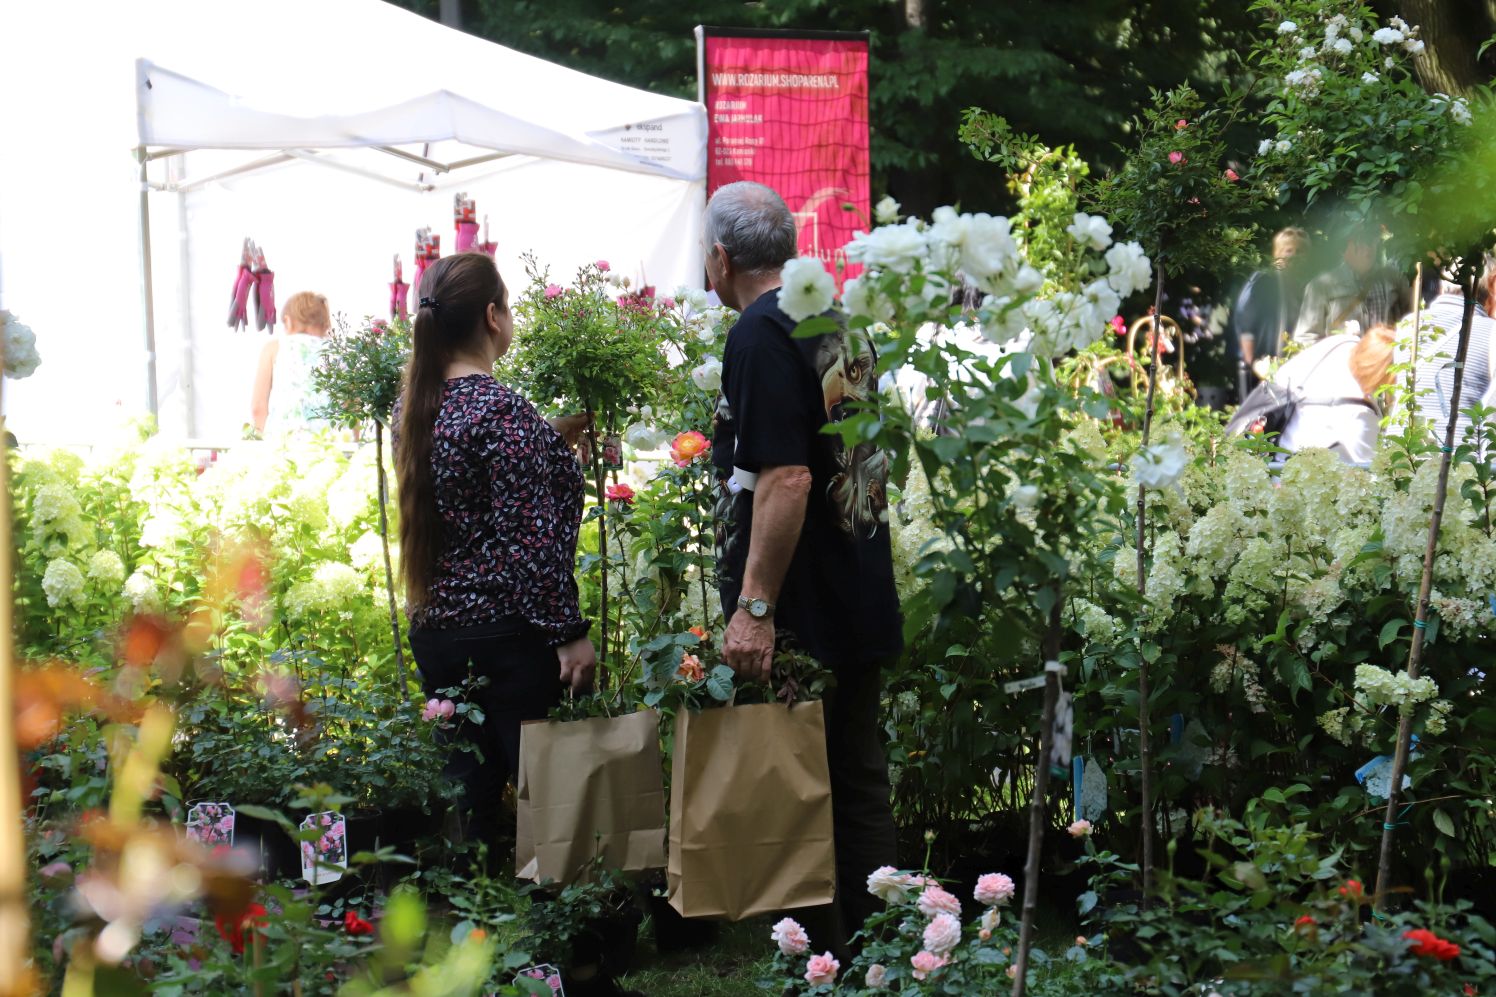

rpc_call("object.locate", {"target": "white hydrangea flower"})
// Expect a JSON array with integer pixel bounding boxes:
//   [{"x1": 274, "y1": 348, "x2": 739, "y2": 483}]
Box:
[
  {"x1": 86, "y1": 550, "x2": 126, "y2": 587},
  {"x1": 42, "y1": 558, "x2": 86, "y2": 609},
  {"x1": 348, "y1": 531, "x2": 386, "y2": 572},
  {"x1": 0, "y1": 310, "x2": 41, "y2": 380},
  {"x1": 1354, "y1": 664, "x2": 1438, "y2": 709},
  {"x1": 1372, "y1": 26, "x2": 1403, "y2": 45},
  {"x1": 874, "y1": 195, "x2": 902, "y2": 224},
  {"x1": 1426, "y1": 700, "x2": 1453, "y2": 736},
  {"x1": 1065, "y1": 212, "x2": 1113, "y2": 252},
  {"x1": 283, "y1": 561, "x2": 364, "y2": 619},
  {"x1": 690, "y1": 357, "x2": 723, "y2": 392},
  {"x1": 124, "y1": 570, "x2": 163, "y2": 614},
  {"x1": 1011, "y1": 484, "x2": 1039, "y2": 509},
  {"x1": 1277, "y1": 19, "x2": 1298, "y2": 33},
  {"x1": 777, "y1": 257, "x2": 836, "y2": 322},
  {"x1": 1104, "y1": 241, "x2": 1152, "y2": 297}
]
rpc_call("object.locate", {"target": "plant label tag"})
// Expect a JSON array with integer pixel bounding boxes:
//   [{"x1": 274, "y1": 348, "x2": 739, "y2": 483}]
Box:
[
  {"x1": 1002, "y1": 675, "x2": 1047, "y2": 695},
  {"x1": 512, "y1": 964, "x2": 565, "y2": 995},
  {"x1": 299, "y1": 812, "x2": 348, "y2": 885},
  {"x1": 1051, "y1": 693, "x2": 1074, "y2": 768},
  {"x1": 601, "y1": 433, "x2": 624, "y2": 470},
  {"x1": 185, "y1": 802, "x2": 235, "y2": 849}
]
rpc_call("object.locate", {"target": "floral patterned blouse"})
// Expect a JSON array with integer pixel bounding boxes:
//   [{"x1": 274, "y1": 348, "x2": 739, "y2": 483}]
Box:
[{"x1": 404, "y1": 374, "x2": 589, "y2": 645}]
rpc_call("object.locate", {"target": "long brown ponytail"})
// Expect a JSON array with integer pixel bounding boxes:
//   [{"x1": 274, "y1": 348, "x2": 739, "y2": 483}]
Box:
[{"x1": 396, "y1": 252, "x2": 508, "y2": 606}]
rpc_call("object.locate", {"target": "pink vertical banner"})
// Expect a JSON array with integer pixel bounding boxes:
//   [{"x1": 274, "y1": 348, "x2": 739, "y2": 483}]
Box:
[{"x1": 698, "y1": 29, "x2": 870, "y2": 286}]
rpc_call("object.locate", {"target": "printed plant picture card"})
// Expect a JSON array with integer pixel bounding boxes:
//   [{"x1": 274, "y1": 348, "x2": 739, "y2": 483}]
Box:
[
  {"x1": 185, "y1": 801, "x2": 236, "y2": 849},
  {"x1": 511, "y1": 964, "x2": 565, "y2": 996},
  {"x1": 300, "y1": 811, "x2": 348, "y2": 885}
]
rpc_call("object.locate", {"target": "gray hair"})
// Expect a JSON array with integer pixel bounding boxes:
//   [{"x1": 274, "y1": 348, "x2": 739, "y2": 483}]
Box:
[{"x1": 705, "y1": 181, "x2": 798, "y2": 275}]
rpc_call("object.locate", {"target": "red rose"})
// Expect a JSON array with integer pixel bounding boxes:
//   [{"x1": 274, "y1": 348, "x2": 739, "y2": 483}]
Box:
[
  {"x1": 215, "y1": 902, "x2": 269, "y2": 955},
  {"x1": 1404, "y1": 928, "x2": 1460, "y2": 961},
  {"x1": 1338, "y1": 879, "x2": 1364, "y2": 901},
  {"x1": 344, "y1": 911, "x2": 376, "y2": 936}
]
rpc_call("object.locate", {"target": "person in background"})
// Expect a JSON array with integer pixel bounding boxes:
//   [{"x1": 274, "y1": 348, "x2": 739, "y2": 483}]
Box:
[
  {"x1": 1405, "y1": 259, "x2": 1496, "y2": 447},
  {"x1": 705, "y1": 181, "x2": 902, "y2": 959},
  {"x1": 392, "y1": 252, "x2": 594, "y2": 852},
  {"x1": 251, "y1": 290, "x2": 334, "y2": 434},
  {"x1": 1293, "y1": 225, "x2": 1409, "y2": 347},
  {"x1": 1233, "y1": 227, "x2": 1310, "y2": 389},
  {"x1": 1272, "y1": 325, "x2": 1396, "y2": 465}
]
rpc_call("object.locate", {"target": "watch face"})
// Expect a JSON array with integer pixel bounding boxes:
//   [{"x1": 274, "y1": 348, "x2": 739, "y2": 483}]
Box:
[{"x1": 749, "y1": 599, "x2": 768, "y2": 617}]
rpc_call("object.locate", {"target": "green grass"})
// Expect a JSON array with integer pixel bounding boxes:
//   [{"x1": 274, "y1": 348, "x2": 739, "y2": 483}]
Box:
[{"x1": 618, "y1": 916, "x2": 777, "y2": 996}]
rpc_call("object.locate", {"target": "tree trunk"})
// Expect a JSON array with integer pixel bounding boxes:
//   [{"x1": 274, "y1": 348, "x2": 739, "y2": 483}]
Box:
[
  {"x1": 1373, "y1": 259, "x2": 1482, "y2": 912},
  {"x1": 375, "y1": 421, "x2": 410, "y2": 702},
  {"x1": 1399, "y1": 0, "x2": 1483, "y2": 96},
  {"x1": 1010, "y1": 601, "x2": 1064, "y2": 997},
  {"x1": 1131, "y1": 266, "x2": 1166, "y2": 903}
]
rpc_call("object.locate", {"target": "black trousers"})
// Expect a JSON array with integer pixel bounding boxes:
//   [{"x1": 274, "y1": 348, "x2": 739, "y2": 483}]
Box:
[
  {"x1": 408, "y1": 619, "x2": 563, "y2": 840},
  {"x1": 799, "y1": 659, "x2": 899, "y2": 958}
]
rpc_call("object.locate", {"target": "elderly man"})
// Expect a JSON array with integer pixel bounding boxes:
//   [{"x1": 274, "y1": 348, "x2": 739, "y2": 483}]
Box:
[
  {"x1": 1233, "y1": 227, "x2": 1310, "y2": 383},
  {"x1": 706, "y1": 180, "x2": 902, "y2": 954},
  {"x1": 1293, "y1": 225, "x2": 1409, "y2": 346}
]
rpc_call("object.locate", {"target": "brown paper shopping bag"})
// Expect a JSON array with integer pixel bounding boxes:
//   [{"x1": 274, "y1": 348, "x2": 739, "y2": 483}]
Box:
[
  {"x1": 515, "y1": 709, "x2": 667, "y2": 886},
  {"x1": 667, "y1": 700, "x2": 835, "y2": 920}
]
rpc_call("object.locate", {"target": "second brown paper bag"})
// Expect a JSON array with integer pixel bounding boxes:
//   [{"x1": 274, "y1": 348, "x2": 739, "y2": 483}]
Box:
[
  {"x1": 667, "y1": 700, "x2": 835, "y2": 920},
  {"x1": 516, "y1": 709, "x2": 667, "y2": 886}
]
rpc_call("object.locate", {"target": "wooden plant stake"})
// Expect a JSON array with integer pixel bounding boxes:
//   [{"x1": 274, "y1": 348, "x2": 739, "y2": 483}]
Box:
[
  {"x1": 1373, "y1": 259, "x2": 1482, "y2": 912},
  {"x1": 374, "y1": 419, "x2": 410, "y2": 702},
  {"x1": 1010, "y1": 602, "x2": 1064, "y2": 997},
  {"x1": 1131, "y1": 264, "x2": 1166, "y2": 901}
]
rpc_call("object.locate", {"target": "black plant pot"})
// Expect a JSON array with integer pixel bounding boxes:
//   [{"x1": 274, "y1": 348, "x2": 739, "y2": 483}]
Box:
[
  {"x1": 233, "y1": 811, "x2": 299, "y2": 882},
  {"x1": 376, "y1": 805, "x2": 443, "y2": 851},
  {"x1": 567, "y1": 907, "x2": 643, "y2": 980},
  {"x1": 642, "y1": 892, "x2": 717, "y2": 954}
]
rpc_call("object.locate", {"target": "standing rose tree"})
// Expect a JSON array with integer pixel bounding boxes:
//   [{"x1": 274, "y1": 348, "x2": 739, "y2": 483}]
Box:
[
  {"x1": 1248, "y1": 0, "x2": 1493, "y2": 911},
  {"x1": 502, "y1": 257, "x2": 674, "y2": 682},
  {"x1": 311, "y1": 316, "x2": 414, "y2": 699},
  {"x1": 786, "y1": 198, "x2": 1143, "y2": 995},
  {"x1": 1087, "y1": 83, "x2": 1265, "y2": 898}
]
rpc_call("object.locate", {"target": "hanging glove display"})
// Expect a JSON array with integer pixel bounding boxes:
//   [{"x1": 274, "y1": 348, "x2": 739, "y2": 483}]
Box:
[
  {"x1": 390, "y1": 254, "x2": 409, "y2": 322},
  {"x1": 413, "y1": 227, "x2": 441, "y2": 293},
  {"x1": 252, "y1": 243, "x2": 277, "y2": 332},
  {"x1": 228, "y1": 238, "x2": 255, "y2": 331},
  {"x1": 454, "y1": 193, "x2": 479, "y2": 254},
  {"x1": 476, "y1": 214, "x2": 497, "y2": 258}
]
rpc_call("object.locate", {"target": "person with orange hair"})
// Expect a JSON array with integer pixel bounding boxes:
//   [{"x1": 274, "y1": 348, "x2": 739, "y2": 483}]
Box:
[
  {"x1": 1271, "y1": 325, "x2": 1397, "y2": 465},
  {"x1": 250, "y1": 290, "x2": 334, "y2": 434}
]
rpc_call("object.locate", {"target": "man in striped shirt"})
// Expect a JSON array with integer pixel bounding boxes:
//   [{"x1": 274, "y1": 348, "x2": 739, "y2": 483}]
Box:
[{"x1": 1404, "y1": 260, "x2": 1496, "y2": 448}]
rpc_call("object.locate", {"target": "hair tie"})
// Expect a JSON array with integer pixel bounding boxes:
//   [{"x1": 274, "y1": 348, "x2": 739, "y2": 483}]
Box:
[{"x1": 420, "y1": 296, "x2": 440, "y2": 310}]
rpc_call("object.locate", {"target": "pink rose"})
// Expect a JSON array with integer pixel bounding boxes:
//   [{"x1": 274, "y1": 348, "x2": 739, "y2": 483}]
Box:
[
  {"x1": 916, "y1": 884, "x2": 961, "y2": 919},
  {"x1": 437, "y1": 699, "x2": 455, "y2": 718},
  {"x1": 864, "y1": 964, "x2": 888, "y2": 989},
  {"x1": 422, "y1": 698, "x2": 456, "y2": 721},
  {"x1": 1168, "y1": 151, "x2": 1185, "y2": 165},
  {"x1": 544, "y1": 284, "x2": 564, "y2": 299},
  {"x1": 1225, "y1": 168, "x2": 1241, "y2": 182},
  {"x1": 804, "y1": 951, "x2": 839, "y2": 986},
  {"x1": 923, "y1": 912, "x2": 962, "y2": 955},
  {"x1": 1175, "y1": 118, "x2": 1188, "y2": 130},
  {"x1": 1068, "y1": 819, "x2": 1093, "y2": 838},
  {"x1": 770, "y1": 917, "x2": 809, "y2": 956},
  {"x1": 595, "y1": 260, "x2": 611, "y2": 272},
  {"x1": 1007, "y1": 963, "x2": 1019, "y2": 979},
  {"x1": 910, "y1": 951, "x2": 948, "y2": 981},
  {"x1": 974, "y1": 872, "x2": 1015, "y2": 907},
  {"x1": 38, "y1": 861, "x2": 72, "y2": 885}
]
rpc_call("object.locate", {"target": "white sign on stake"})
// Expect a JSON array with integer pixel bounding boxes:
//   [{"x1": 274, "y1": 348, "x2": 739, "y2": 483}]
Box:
[{"x1": 299, "y1": 812, "x2": 348, "y2": 885}]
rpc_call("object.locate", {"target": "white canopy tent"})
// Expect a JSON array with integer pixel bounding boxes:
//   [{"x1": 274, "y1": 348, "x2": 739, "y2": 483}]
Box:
[{"x1": 0, "y1": 0, "x2": 706, "y2": 442}]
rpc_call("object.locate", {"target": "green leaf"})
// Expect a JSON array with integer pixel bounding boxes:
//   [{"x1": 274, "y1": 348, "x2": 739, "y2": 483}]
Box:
[
  {"x1": 1433, "y1": 809, "x2": 1456, "y2": 837},
  {"x1": 706, "y1": 665, "x2": 735, "y2": 702},
  {"x1": 1078, "y1": 890, "x2": 1098, "y2": 915},
  {"x1": 1378, "y1": 619, "x2": 1408, "y2": 650}
]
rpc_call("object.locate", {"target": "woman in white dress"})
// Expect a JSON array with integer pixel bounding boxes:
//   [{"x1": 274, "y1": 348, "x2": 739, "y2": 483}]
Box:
[
  {"x1": 1273, "y1": 324, "x2": 1396, "y2": 465},
  {"x1": 250, "y1": 291, "x2": 334, "y2": 435}
]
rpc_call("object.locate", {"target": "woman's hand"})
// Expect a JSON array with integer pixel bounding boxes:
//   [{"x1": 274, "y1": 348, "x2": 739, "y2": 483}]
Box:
[
  {"x1": 548, "y1": 413, "x2": 592, "y2": 449},
  {"x1": 557, "y1": 636, "x2": 596, "y2": 694}
]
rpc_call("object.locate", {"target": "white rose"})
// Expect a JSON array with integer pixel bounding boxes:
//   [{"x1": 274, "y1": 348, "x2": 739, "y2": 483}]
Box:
[
  {"x1": 1404, "y1": 38, "x2": 1425, "y2": 54},
  {"x1": 625, "y1": 421, "x2": 662, "y2": 450},
  {"x1": 777, "y1": 257, "x2": 836, "y2": 322},
  {"x1": 866, "y1": 865, "x2": 908, "y2": 904},
  {"x1": 690, "y1": 357, "x2": 722, "y2": 392},
  {"x1": 1132, "y1": 435, "x2": 1190, "y2": 490},
  {"x1": 686, "y1": 288, "x2": 711, "y2": 311},
  {"x1": 1012, "y1": 484, "x2": 1040, "y2": 509},
  {"x1": 1065, "y1": 212, "x2": 1113, "y2": 253},
  {"x1": 959, "y1": 213, "x2": 1017, "y2": 279},
  {"x1": 874, "y1": 195, "x2": 902, "y2": 224},
  {"x1": 1276, "y1": 139, "x2": 1293, "y2": 154},
  {"x1": 1104, "y1": 241, "x2": 1152, "y2": 297},
  {"x1": 841, "y1": 276, "x2": 887, "y2": 321},
  {"x1": 1083, "y1": 278, "x2": 1121, "y2": 324},
  {"x1": 1331, "y1": 37, "x2": 1353, "y2": 54},
  {"x1": 977, "y1": 296, "x2": 1028, "y2": 345},
  {"x1": 1277, "y1": 20, "x2": 1297, "y2": 33},
  {"x1": 1361, "y1": 71, "x2": 1379, "y2": 83},
  {"x1": 1, "y1": 311, "x2": 41, "y2": 380},
  {"x1": 1012, "y1": 265, "x2": 1044, "y2": 297},
  {"x1": 1258, "y1": 138, "x2": 1273, "y2": 155},
  {"x1": 847, "y1": 222, "x2": 927, "y2": 274},
  {"x1": 1372, "y1": 26, "x2": 1403, "y2": 45}
]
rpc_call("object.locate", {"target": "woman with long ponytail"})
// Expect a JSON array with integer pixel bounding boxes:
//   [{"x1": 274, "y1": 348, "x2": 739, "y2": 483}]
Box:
[{"x1": 395, "y1": 252, "x2": 594, "y2": 847}]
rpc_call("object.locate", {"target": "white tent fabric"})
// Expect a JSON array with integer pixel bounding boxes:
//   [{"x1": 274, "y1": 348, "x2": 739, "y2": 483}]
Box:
[{"x1": 0, "y1": 0, "x2": 706, "y2": 443}]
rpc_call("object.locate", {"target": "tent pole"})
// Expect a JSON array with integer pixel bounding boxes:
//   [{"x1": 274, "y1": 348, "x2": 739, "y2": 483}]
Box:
[
  {"x1": 137, "y1": 146, "x2": 160, "y2": 420},
  {"x1": 174, "y1": 155, "x2": 197, "y2": 437}
]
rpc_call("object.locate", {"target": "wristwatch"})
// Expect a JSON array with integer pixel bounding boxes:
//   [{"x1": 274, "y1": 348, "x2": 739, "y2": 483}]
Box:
[{"x1": 736, "y1": 595, "x2": 775, "y2": 619}]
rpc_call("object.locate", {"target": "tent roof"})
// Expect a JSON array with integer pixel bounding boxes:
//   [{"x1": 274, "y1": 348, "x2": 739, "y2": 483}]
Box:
[{"x1": 136, "y1": 0, "x2": 705, "y2": 182}]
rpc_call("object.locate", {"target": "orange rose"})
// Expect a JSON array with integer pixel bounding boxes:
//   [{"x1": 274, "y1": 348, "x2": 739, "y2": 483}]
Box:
[
  {"x1": 670, "y1": 431, "x2": 711, "y2": 467},
  {"x1": 677, "y1": 652, "x2": 705, "y2": 683}
]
